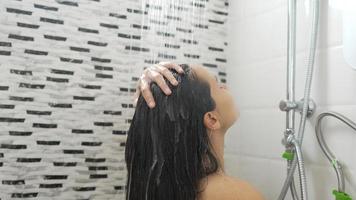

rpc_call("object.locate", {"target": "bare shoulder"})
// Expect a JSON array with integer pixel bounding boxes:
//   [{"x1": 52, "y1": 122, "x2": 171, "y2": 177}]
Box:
[
  {"x1": 229, "y1": 176, "x2": 265, "y2": 200},
  {"x1": 198, "y1": 173, "x2": 265, "y2": 200}
]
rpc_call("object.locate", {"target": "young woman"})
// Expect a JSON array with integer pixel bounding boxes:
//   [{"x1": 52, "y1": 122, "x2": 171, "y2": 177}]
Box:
[{"x1": 125, "y1": 62, "x2": 264, "y2": 200}]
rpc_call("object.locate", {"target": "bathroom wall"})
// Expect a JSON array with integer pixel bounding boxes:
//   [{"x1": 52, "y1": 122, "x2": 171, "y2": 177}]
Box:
[
  {"x1": 225, "y1": 0, "x2": 356, "y2": 199},
  {"x1": 0, "y1": 0, "x2": 228, "y2": 199}
]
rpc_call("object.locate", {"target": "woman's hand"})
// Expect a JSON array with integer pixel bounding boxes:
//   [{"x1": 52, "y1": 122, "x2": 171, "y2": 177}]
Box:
[{"x1": 134, "y1": 62, "x2": 185, "y2": 108}]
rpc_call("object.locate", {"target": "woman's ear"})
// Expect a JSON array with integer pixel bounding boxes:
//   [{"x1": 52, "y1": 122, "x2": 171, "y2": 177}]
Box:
[{"x1": 203, "y1": 111, "x2": 221, "y2": 130}]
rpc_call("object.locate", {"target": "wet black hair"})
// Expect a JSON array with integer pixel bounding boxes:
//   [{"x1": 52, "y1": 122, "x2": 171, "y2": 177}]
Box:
[{"x1": 125, "y1": 64, "x2": 220, "y2": 200}]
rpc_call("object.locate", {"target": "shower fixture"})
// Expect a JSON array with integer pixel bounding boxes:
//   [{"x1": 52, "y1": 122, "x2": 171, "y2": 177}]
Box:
[
  {"x1": 277, "y1": 0, "x2": 320, "y2": 199},
  {"x1": 277, "y1": 0, "x2": 355, "y2": 200}
]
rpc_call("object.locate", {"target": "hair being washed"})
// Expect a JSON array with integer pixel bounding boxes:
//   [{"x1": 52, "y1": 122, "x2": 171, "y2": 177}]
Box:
[{"x1": 125, "y1": 64, "x2": 220, "y2": 200}]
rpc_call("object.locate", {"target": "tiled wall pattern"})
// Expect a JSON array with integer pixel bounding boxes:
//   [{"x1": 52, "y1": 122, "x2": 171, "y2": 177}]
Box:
[
  {"x1": 226, "y1": 0, "x2": 356, "y2": 199},
  {"x1": 0, "y1": 0, "x2": 229, "y2": 199}
]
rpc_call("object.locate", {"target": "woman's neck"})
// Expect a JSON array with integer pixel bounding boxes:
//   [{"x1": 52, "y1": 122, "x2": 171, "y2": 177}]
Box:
[{"x1": 209, "y1": 129, "x2": 226, "y2": 173}]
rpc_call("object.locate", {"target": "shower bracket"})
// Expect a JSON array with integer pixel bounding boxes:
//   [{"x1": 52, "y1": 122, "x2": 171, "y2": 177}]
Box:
[
  {"x1": 281, "y1": 128, "x2": 295, "y2": 148},
  {"x1": 279, "y1": 98, "x2": 316, "y2": 118},
  {"x1": 281, "y1": 131, "x2": 301, "y2": 149}
]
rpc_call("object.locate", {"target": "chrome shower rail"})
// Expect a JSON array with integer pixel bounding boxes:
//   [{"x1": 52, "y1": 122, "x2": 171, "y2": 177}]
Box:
[{"x1": 278, "y1": 0, "x2": 320, "y2": 199}]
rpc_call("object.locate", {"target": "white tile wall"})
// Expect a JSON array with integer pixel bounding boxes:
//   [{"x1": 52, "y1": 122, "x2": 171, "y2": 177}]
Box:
[{"x1": 225, "y1": 0, "x2": 356, "y2": 199}]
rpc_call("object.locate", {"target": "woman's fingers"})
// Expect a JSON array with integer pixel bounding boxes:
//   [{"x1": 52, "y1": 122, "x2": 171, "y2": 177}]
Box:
[
  {"x1": 147, "y1": 69, "x2": 172, "y2": 95},
  {"x1": 153, "y1": 64, "x2": 179, "y2": 86},
  {"x1": 157, "y1": 61, "x2": 185, "y2": 74},
  {"x1": 139, "y1": 75, "x2": 156, "y2": 108},
  {"x1": 133, "y1": 81, "x2": 141, "y2": 107},
  {"x1": 134, "y1": 61, "x2": 184, "y2": 109}
]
